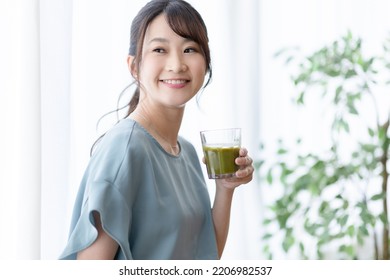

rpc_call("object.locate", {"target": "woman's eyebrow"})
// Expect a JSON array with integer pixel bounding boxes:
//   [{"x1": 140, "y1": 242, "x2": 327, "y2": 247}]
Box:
[
  {"x1": 148, "y1": 37, "x2": 168, "y2": 44},
  {"x1": 147, "y1": 37, "x2": 194, "y2": 45}
]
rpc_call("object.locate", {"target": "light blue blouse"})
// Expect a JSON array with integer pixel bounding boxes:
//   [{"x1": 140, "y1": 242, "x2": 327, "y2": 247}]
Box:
[{"x1": 59, "y1": 119, "x2": 218, "y2": 260}]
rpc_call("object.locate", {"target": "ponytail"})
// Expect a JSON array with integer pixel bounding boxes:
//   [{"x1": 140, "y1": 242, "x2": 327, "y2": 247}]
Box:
[
  {"x1": 127, "y1": 87, "x2": 140, "y2": 117},
  {"x1": 90, "y1": 84, "x2": 140, "y2": 156}
]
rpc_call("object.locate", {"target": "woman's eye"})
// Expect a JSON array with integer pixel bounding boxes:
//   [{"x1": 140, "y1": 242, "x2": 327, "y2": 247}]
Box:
[
  {"x1": 184, "y1": 48, "x2": 197, "y2": 53},
  {"x1": 153, "y1": 48, "x2": 165, "y2": 53}
]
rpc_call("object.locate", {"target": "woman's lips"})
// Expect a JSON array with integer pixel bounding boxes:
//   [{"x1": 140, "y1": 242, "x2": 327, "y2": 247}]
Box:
[{"x1": 160, "y1": 79, "x2": 189, "y2": 88}]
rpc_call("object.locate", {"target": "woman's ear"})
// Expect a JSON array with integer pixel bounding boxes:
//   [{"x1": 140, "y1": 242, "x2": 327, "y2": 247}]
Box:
[{"x1": 127, "y1": 55, "x2": 137, "y2": 78}]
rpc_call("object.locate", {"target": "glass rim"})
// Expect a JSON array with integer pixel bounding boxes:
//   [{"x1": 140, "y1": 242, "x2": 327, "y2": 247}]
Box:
[{"x1": 199, "y1": 127, "x2": 241, "y2": 134}]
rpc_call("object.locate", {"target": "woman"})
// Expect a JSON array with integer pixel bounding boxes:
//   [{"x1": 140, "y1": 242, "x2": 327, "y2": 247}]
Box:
[{"x1": 59, "y1": 0, "x2": 254, "y2": 260}]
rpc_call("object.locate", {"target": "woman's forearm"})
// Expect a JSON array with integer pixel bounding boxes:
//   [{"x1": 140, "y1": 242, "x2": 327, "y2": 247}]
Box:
[{"x1": 212, "y1": 182, "x2": 235, "y2": 259}]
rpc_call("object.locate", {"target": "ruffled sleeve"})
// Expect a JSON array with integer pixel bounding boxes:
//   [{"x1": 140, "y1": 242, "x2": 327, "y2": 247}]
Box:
[
  {"x1": 59, "y1": 181, "x2": 132, "y2": 259},
  {"x1": 59, "y1": 121, "x2": 140, "y2": 260}
]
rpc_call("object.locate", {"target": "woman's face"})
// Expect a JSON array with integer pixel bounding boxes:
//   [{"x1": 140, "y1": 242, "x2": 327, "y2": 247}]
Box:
[{"x1": 134, "y1": 14, "x2": 207, "y2": 109}]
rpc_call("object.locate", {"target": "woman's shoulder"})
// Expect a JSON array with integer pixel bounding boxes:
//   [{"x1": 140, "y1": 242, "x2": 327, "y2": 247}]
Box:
[
  {"x1": 93, "y1": 119, "x2": 147, "y2": 155},
  {"x1": 103, "y1": 118, "x2": 148, "y2": 142},
  {"x1": 105, "y1": 118, "x2": 136, "y2": 138},
  {"x1": 178, "y1": 136, "x2": 200, "y2": 161},
  {"x1": 178, "y1": 136, "x2": 194, "y2": 151},
  {"x1": 87, "y1": 119, "x2": 149, "y2": 181}
]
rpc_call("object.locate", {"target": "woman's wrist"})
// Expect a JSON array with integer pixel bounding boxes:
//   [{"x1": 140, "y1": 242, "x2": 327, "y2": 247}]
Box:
[{"x1": 215, "y1": 180, "x2": 236, "y2": 195}]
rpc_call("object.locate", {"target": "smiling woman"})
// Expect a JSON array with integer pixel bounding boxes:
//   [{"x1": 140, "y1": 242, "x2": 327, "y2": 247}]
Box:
[
  {"x1": 59, "y1": 0, "x2": 254, "y2": 260},
  {"x1": 131, "y1": 14, "x2": 208, "y2": 112},
  {"x1": 0, "y1": 0, "x2": 264, "y2": 260}
]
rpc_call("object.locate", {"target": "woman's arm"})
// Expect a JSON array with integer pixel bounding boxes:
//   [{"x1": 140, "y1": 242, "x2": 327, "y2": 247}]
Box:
[
  {"x1": 211, "y1": 148, "x2": 254, "y2": 259},
  {"x1": 77, "y1": 211, "x2": 119, "y2": 260},
  {"x1": 212, "y1": 184, "x2": 234, "y2": 258}
]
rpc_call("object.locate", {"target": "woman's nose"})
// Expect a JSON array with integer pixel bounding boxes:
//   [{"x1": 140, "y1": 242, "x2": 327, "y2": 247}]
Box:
[{"x1": 166, "y1": 53, "x2": 188, "y2": 73}]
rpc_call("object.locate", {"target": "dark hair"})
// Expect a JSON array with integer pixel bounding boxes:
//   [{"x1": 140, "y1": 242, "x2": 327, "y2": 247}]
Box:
[
  {"x1": 91, "y1": 0, "x2": 211, "y2": 155},
  {"x1": 126, "y1": 0, "x2": 212, "y2": 116}
]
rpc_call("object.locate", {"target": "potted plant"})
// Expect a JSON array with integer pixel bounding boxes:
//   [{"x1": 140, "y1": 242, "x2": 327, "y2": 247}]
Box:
[{"x1": 257, "y1": 31, "x2": 390, "y2": 259}]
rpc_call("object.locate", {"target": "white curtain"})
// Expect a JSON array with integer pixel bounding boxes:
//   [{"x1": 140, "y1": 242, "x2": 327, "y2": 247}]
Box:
[{"x1": 0, "y1": 0, "x2": 42, "y2": 259}]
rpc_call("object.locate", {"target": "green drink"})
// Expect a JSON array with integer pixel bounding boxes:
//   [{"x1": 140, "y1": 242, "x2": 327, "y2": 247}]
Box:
[
  {"x1": 203, "y1": 145, "x2": 240, "y2": 179},
  {"x1": 200, "y1": 128, "x2": 241, "y2": 179}
]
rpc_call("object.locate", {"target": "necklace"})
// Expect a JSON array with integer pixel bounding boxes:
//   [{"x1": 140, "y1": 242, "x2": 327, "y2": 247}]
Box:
[{"x1": 132, "y1": 112, "x2": 180, "y2": 155}]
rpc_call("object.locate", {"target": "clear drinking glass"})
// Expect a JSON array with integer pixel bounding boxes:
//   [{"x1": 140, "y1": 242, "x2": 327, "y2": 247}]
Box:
[{"x1": 200, "y1": 128, "x2": 241, "y2": 179}]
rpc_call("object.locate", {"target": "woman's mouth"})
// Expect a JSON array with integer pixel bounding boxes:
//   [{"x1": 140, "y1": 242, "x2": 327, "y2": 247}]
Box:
[
  {"x1": 162, "y1": 79, "x2": 188, "y2": 84},
  {"x1": 161, "y1": 79, "x2": 189, "y2": 88}
]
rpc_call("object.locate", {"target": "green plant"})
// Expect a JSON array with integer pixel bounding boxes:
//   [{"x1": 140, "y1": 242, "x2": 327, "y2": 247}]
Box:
[{"x1": 257, "y1": 31, "x2": 390, "y2": 259}]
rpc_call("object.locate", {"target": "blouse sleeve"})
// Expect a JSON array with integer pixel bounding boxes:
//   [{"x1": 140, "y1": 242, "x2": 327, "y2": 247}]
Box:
[
  {"x1": 59, "y1": 181, "x2": 132, "y2": 259},
  {"x1": 59, "y1": 123, "x2": 139, "y2": 260}
]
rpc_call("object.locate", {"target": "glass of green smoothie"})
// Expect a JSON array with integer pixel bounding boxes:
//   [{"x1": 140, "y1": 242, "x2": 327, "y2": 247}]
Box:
[{"x1": 200, "y1": 128, "x2": 241, "y2": 179}]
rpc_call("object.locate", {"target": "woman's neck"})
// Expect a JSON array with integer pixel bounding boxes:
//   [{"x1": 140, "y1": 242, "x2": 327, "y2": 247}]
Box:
[{"x1": 130, "y1": 103, "x2": 184, "y2": 154}]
